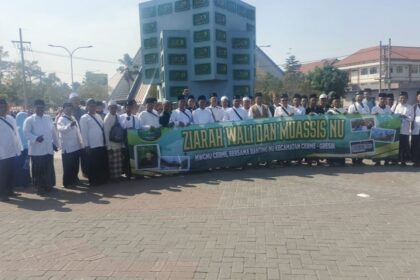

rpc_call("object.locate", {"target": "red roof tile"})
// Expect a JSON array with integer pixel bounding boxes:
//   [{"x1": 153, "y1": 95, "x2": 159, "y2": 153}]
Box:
[
  {"x1": 299, "y1": 59, "x2": 337, "y2": 74},
  {"x1": 335, "y1": 46, "x2": 420, "y2": 67}
]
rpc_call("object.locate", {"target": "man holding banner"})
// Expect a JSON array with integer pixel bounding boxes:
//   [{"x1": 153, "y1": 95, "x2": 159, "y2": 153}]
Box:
[
  {"x1": 248, "y1": 92, "x2": 271, "y2": 119},
  {"x1": 223, "y1": 95, "x2": 248, "y2": 122},
  {"x1": 169, "y1": 95, "x2": 193, "y2": 127},
  {"x1": 193, "y1": 95, "x2": 214, "y2": 125}
]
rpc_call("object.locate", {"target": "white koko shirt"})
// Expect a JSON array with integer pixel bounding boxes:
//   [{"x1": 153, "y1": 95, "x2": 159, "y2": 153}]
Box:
[
  {"x1": 57, "y1": 114, "x2": 84, "y2": 154},
  {"x1": 223, "y1": 107, "x2": 248, "y2": 122},
  {"x1": 80, "y1": 113, "x2": 106, "y2": 149},
  {"x1": 193, "y1": 108, "x2": 215, "y2": 125},
  {"x1": 393, "y1": 103, "x2": 413, "y2": 135},
  {"x1": 169, "y1": 109, "x2": 193, "y2": 127},
  {"x1": 0, "y1": 115, "x2": 22, "y2": 160},
  {"x1": 23, "y1": 114, "x2": 58, "y2": 156}
]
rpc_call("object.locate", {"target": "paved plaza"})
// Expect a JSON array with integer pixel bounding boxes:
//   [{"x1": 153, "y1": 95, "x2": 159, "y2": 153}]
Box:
[{"x1": 1, "y1": 162, "x2": 420, "y2": 280}]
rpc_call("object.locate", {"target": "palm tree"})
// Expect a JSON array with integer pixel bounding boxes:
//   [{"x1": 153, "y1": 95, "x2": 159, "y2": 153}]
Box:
[{"x1": 117, "y1": 54, "x2": 139, "y2": 90}]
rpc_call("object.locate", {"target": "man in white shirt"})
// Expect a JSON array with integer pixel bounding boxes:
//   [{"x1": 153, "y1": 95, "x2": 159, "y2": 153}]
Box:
[
  {"x1": 193, "y1": 95, "x2": 214, "y2": 125},
  {"x1": 23, "y1": 99, "x2": 58, "y2": 195},
  {"x1": 393, "y1": 91, "x2": 414, "y2": 166},
  {"x1": 207, "y1": 93, "x2": 224, "y2": 122},
  {"x1": 411, "y1": 90, "x2": 420, "y2": 167},
  {"x1": 0, "y1": 99, "x2": 22, "y2": 201},
  {"x1": 170, "y1": 95, "x2": 193, "y2": 127},
  {"x1": 348, "y1": 91, "x2": 371, "y2": 115},
  {"x1": 248, "y1": 92, "x2": 272, "y2": 119},
  {"x1": 242, "y1": 96, "x2": 252, "y2": 113},
  {"x1": 221, "y1": 96, "x2": 230, "y2": 112},
  {"x1": 371, "y1": 93, "x2": 392, "y2": 115},
  {"x1": 138, "y1": 98, "x2": 161, "y2": 130},
  {"x1": 80, "y1": 99, "x2": 109, "y2": 186},
  {"x1": 223, "y1": 95, "x2": 248, "y2": 122},
  {"x1": 275, "y1": 94, "x2": 296, "y2": 117},
  {"x1": 293, "y1": 94, "x2": 306, "y2": 116},
  {"x1": 120, "y1": 100, "x2": 138, "y2": 179},
  {"x1": 104, "y1": 100, "x2": 124, "y2": 180},
  {"x1": 57, "y1": 102, "x2": 84, "y2": 188}
]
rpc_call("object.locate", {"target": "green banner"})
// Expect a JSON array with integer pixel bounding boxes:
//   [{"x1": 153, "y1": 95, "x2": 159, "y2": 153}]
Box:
[{"x1": 128, "y1": 114, "x2": 401, "y2": 174}]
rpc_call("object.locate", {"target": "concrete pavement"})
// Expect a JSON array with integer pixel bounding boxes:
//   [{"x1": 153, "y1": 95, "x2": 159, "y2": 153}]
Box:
[{"x1": 1, "y1": 164, "x2": 420, "y2": 279}]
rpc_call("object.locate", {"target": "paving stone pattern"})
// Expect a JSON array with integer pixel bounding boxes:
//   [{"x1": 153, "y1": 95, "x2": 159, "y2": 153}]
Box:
[{"x1": 1, "y1": 164, "x2": 420, "y2": 280}]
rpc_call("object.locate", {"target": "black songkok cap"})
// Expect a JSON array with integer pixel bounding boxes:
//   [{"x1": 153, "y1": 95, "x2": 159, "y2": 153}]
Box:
[{"x1": 34, "y1": 99, "x2": 45, "y2": 106}]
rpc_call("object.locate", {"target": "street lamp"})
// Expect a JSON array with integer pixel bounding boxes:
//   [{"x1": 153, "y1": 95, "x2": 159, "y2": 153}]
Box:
[{"x1": 48, "y1": 44, "x2": 93, "y2": 90}]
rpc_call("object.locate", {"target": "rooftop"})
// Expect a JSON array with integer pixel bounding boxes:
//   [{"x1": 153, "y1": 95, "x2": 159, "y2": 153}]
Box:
[
  {"x1": 299, "y1": 58, "x2": 338, "y2": 74},
  {"x1": 335, "y1": 46, "x2": 420, "y2": 67}
]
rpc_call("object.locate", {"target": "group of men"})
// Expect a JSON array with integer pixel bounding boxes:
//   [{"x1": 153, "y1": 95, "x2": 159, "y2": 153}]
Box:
[{"x1": 1, "y1": 87, "x2": 420, "y2": 201}]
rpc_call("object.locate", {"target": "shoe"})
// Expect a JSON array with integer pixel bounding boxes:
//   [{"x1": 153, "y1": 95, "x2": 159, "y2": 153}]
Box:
[{"x1": 400, "y1": 162, "x2": 407, "y2": 167}]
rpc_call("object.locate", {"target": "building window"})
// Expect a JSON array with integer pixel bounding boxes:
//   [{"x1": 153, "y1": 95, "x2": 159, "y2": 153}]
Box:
[
  {"x1": 195, "y1": 63, "x2": 212, "y2": 75},
  {"x1": 143, "y1": 37, "x2": 158, "y2": 49},
  {"x1": 216, "y1": 46, "x2": 228, "y2": 58},
  {"x1": 217, "y1": 63, "x2": 227, "y2": 75},
  {"x1": 216, "y1": 30, "x2": 227, "y2": 42},
  {"x1": 142, "y1": 6, "x2": 156, "y2": 18},
  {"x1": 369, "y1": 67, "x2": 377, "y2": 74},
  {"x1": 193, "y1": 12, "x2": 210, "y2": 25},
  {"x1": 214, "y1": 0, "x2": 226, "y2": 8},
  {"x1": 158, "y1": 3, "x2": 173, "y2": 16},
  {"x1": 233, "y1": 70, "x2": 250, "y2": 80},
  {"x1": 412, "y1": 65, "x2": 419, "y2": 74},
  {"x1": 168, "y1": 37, "x2": 187, "y2": 48},
  {"x1": 233, "y1": 54, "x2": 250, "y2": 64},
  {"x1": 226, "y1": 0, "x2": 236, "y2": 13},
  {"x1": 246, "y1": 23, "x2": 255, "y2": 33},
  {"x1": 232, "y1": 38, "x2": 250, "y2": 49},
  {"x1": 194, "y1": 30, "x2": 210, "y2": 42},
  {"x1": 170, "y1": 86, "x2": 188, "y2": 98},
  {"x1": 169, "y1": 70, "x2": 188, "y2": 81},
  {"x1": 360, "y1": 68, "x2": 368, "y2": 75},
  {"x1": 396, "y1": 66, "x2": 403, "y2": 73},
  {"x1": 168, "y1": 54, "x2": 188, "y2": 65},
  {"x1": 194, "y1": 47, "x2": 211, "y2": 59},
  {"x1": 144, "y1": 53, "x2": 159, "y2": 64},
  {"x1": 215, "y1": 12, "x2": 226, "y2": 25},
  {"x1": 234, "y1": 86, "x2": 250, "y2": 96},
  {"x1": 175, "y1": 0, "x2": 190, "y2": 12},
  {"x1": 246, "y1": 8, "x2": 256, "y2": 21},
  {"x1": 237, "y1": 3, "x2": 247, "y2": 17},
  {"x1": 193, "y1": 0, "x2": 209, "y2": 9},
  {"x1": 143, "y1": 22, "x2": 157, "y2": 34},
  {"x1": 145, "y1": 68, "x2": 160, "y2": 79}
]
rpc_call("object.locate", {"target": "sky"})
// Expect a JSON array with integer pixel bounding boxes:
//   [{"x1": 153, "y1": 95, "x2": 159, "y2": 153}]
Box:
[{"x1": 1, "y1": 0, "x2": 420, "y2": 85}]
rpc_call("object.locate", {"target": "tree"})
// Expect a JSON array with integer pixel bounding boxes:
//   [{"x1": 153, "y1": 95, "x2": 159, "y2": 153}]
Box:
[
  {"x1": 118, "y1": 53, "x2": 139, "y2": 90},
  {"x1": 254, "y1": 69, "x2": 283, "y2": 97},
  {"x1": 306, "y1": 65, "x2": 349, "y2": 97},
  {"x1": 284, "y1": 55, "x2": 301, "y2": 74}
]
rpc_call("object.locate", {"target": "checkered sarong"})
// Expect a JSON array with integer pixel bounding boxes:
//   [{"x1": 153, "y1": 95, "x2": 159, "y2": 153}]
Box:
[{"x1": 107, "y1": 149, "x2": 123, "y2": 179}]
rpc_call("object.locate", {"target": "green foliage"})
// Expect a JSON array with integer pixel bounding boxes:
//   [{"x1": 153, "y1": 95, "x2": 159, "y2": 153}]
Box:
[
  {"x1": 284, "y1": 55, "x2": 301, "y2": 74},
  {"x1": 306, "y1": 64, "x2": 349, "y2": 97}
]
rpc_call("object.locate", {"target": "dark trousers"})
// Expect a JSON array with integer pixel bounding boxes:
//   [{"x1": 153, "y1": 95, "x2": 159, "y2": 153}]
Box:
[
  {"x1": 31, "y1": 154, "x2": 56, "y2": 192},
  {"x1": 122, "y1": 147, "x2": 132, "y2": 178},
  {"x1": 80, "y1": 149, "x2": 89, "y2": 177},
  {"x1": 87, "y1": 147, "x2": 109, "y2": 186},
  {"x1": 399, "y1": 134, "x2": 411, "y2": 163},
  {"x1": 14, "y1": 149, "x2": 31, "y2": 188},
  {"x1": 412, "y1": 134, "x2": 420, "y2": 164},
  {"x1": 0, "y1": 157, "x2": 16, "y2": 198},
  {"x1": 62, "y1": 150, "x2": 81, "y2": 187}
]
